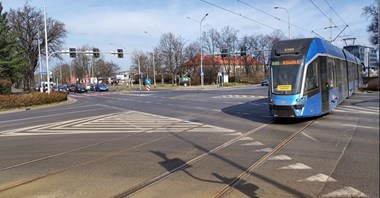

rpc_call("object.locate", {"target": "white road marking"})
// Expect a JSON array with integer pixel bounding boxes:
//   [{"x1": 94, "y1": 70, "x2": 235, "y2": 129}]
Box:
[
  {"x1": 241, "y1": 141, "x2": 264, "y2": 146},
  {"x1": 237, "y1": 137, "x2": 254, "y2": 141},
  {"x1": 254, "y1": 148, "x2": 273, "y2": 152},
  {"x1": 301, "y1": 132, "x2": 319, "y2": 141},
  {"x1": 279, "y1": 163, "x2": 312, "y2": 169},
  {"x1": 341, "y1": 124, "x2": 375, "y2": 129},
  {"x1": 3, "y1": 111, "x2": 235, "y2": 136},
  {"x1": 223, "y1": 132, "x2": 243, "y2": 136},
  {"x1": 297, "y1": 173, "x2": 337, "y2": 182},
  {"x1": 268, "y1": 155, "x2": 292, "y2": 160},
  {"x1": 322, "y1": 187, "x2": 368, "y2": 197},
  {"x1": 212, "y1": 95, "x2": 265, "y2": 99}
]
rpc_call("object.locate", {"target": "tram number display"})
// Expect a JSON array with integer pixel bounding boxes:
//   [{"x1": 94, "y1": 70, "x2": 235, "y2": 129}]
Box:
[
  {"x1": 282, "y1": 60, "x2": 300, "y2": 65},
  {"x1": 272, "y1": 60, "x2": 300, "y2": 66},
  {"x1": 277, "y1": 85, "x2": 292, "y2": 91}
]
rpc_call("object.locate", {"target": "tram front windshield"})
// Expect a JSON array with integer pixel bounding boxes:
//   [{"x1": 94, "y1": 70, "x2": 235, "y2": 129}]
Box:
[{"x1": 271, "y1": 58, "x2": 303, "y2": 95}]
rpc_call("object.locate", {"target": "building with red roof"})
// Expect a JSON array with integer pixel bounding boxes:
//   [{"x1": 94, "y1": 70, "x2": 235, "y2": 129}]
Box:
[{"x1": 180, "y1": 54, "x2": 265, "y2": 85}]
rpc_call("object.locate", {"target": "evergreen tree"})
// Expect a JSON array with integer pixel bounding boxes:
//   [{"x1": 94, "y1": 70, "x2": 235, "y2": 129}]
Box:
[{"x1": 0, "y1": 3, "x2": 23, "y2": 86}]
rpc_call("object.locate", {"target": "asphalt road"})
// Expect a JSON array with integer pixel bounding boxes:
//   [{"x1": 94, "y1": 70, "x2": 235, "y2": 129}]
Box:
[{"x1": 0, "y1": 85, "x2": 378, "y2": 198}]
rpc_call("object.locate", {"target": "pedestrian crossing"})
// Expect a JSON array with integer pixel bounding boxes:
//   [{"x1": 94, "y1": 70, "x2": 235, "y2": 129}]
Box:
[{"x1": 2, "y1": 111, "x2": 235, "y2": 136}]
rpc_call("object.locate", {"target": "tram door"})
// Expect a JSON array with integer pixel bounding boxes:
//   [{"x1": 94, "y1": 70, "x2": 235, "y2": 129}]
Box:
[{"x1": 319, "y1": 57, "x2": 329, "y2": 112}]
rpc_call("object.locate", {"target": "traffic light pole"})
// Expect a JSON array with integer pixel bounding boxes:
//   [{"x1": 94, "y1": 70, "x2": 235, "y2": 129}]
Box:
[{"x1": 48, "y1": 49, "x2": 138, "y2": 90}]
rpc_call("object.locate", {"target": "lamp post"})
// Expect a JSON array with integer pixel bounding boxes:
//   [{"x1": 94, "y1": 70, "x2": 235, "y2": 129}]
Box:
[
  {"x1": 274, "y1": 6, "x2": 290, "y2": 39},
  {"x1": 144, "y1": 31, "x2": 156, "y2": 88},
  {"x1": 43, "y1": 1, "x2": 50, "y2": 93},
  {"x1": 187, "y1": 13, "x2": 208, "y2": 88},
  {"x1": 37, "y1": 28, "x2": 43, "y2": 92}
]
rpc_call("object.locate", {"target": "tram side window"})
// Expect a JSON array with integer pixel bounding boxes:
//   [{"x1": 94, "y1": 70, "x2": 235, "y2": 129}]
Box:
[
  {"x1": 304, "y1": 60, "x2": 319, "y2": 91},
  {"x1": 327, "y1": 58, "x2": 336, "y2": 88}
]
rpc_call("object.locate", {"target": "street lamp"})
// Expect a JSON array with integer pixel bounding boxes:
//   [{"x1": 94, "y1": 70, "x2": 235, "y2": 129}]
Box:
[
  {"x1": 43, "y1": 1, "x2": 50, "y2": 93},
  {"x1": 274, "y1": 6, "x2": 290, "y2": 39},
  {"x1": 144, "y1": 31, "x2": 156, "y2": 88},
  {"x1": 187, "y1": 13, "x2": 209, "y2": 88}
]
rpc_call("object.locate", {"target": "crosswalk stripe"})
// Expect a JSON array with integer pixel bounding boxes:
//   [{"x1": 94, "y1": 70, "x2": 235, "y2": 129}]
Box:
[
  {"x1": 278, "y1": 163, "x2": 312, "y2": 169},
  {"x1": 297, "y1": 173, "x2": 337, "y2": 182},
  {"x1": 268, "y1": 155, "x2": 292, "y2": 160},
  {"x1": 322, "y1": 187, "x2": 368, "y2": 197}
]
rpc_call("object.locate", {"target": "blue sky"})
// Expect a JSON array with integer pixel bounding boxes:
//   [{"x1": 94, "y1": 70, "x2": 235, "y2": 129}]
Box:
[{"x1": 1, "y1": 0, "x2": 376, "y2": 71}]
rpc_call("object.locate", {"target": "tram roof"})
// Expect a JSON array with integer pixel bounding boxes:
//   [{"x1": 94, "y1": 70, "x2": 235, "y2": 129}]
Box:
[{"x1": 272, "y1": 38, "x2": 349, "y2": 62}]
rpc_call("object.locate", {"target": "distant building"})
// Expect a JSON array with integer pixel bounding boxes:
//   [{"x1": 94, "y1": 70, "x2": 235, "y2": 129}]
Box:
[
  {"x1": 343, "y1": 45, "x2": 378, "y2": 71},
  {"x1": 181, "y1": 54, "x2": 265, "y2": 84}
]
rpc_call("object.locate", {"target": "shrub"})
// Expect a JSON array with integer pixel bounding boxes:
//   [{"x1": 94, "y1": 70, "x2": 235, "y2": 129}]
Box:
[
  {"x1": 0, "y1": 92, "x2": 67, "y2": 110},
  {"x1": 367, "y1": 78, "x2": 380, "y2": 91},
  {"x1": 0, "y1": 79, "x2": 12, "y2": 95}
]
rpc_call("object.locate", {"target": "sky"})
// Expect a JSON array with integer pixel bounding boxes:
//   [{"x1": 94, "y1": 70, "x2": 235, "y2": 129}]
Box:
[{"x1": 1, "y1": 0, "x2": 377, "y2": 71}]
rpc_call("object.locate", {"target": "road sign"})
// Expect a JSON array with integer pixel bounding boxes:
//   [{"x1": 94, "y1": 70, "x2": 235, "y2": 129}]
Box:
[
  {"x1": 200, "y1": 71, "x2": 204, "y2": 76},
  {"x1": 145, "y1": 78, "x2": 151, "y2": 85},
  {"x1": 146, "y1": 85, "x2": 151, "y2": 91},
  {"x1": 39, "y1": 72, "x2": 47, "y2": 75}
]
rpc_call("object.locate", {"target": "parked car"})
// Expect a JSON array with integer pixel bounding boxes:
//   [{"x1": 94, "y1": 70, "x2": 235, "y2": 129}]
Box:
[
  {"x1": 95, "y1": 84, "x2": 108, "y2": 91},
  {"x1": 68, "y1": 84, "x2": 87, "y2": 93},
  {"x1": 68, "y1": 84, "x2": 77, "y2": 92},
  {"x1": 261, "y1": 77, "x2": 269, "y2": 86},
  {"x1": 85, "y1": 84, "x2": 95, "y2": 91},
  {"x1": 58, "y1": 85, "x2": 69, "y2": 94}
]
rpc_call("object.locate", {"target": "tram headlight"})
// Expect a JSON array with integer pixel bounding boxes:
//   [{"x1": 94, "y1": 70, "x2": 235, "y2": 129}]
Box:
[
  {"x1": 269, "y1": 97, "x2": 274, "y2": 104},
  {"x1": 295, "y1": 96, "x2": 307, "y2": 102}
]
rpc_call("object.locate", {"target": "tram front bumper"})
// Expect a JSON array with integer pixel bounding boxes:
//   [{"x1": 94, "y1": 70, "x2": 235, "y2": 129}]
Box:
[{"x1": 269, "y1": 104, "x2": 305, "y2": 118}]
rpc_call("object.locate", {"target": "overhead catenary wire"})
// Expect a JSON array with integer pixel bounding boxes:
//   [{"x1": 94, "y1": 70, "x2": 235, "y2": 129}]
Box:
[
  {"x1": 201, "y1": 0, "x2": 323, "y2": 39},
  {"x1": 322, "y1": 0, "x2": 354, "y2": 36},
  {"x1": 309, "y1": 0, "x2": 343, "y2": 34},
  {"x1": 200, "y1": 0, "x2": 278, "y2": 31},
  {"x1": 237, "y1": 0, "x2": 311, "y2": 34}
]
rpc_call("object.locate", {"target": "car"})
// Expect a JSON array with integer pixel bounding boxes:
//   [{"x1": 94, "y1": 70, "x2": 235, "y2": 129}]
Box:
[
  {"x1": 261, "y1": 77, "x2": 269, "y2": 86},
  {"x1": 95, "y1": 84, "x2": 108, "y2": 91},
  {"x1": 85, "y1": 84, "x2": 95, "y2": 91},
  {"x1": 57, "y1": 85, "x2": 69, "y2": 94},
  {"x1": 68, "y1": 84, "x2": 87, "y2": 93},
  {"x1": 68, "y1": 84, "x2": 77, "y2": 92}
]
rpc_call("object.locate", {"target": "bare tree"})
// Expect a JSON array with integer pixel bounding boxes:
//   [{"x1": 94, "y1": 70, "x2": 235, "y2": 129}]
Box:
[
  {"x1": 52, "y1": 63, "x2": 71, "y2": 84},
  {"x1": 130, "y1": 50, "x2": 149, "y2": 81},
  {"x1": 362, "y1": 1, "x2": 378, "y2": 47},
  {"x1": 219, "y1": 26, "x2": 239, "y2": 81},
  {"x1": 71, "y1": 47, "x2": 91, "y2": 83},
  {"x1": 94, "y1": 59, "x2": 120, "y2": 83},
  {"x1": 8, "y1": 3, "x2": 66, "y2": 90},
  {"x1": 203, "y1": 28, "x2": 220, "y2": 55},
  {"x1": 157, "y1": 32, "x2": 185, "y2": 84}
]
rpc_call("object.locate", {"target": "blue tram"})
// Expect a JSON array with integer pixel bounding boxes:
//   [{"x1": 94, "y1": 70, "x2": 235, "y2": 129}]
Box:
[{"x1": 268, "y1": 38, "x2": 362, "y2": 118}]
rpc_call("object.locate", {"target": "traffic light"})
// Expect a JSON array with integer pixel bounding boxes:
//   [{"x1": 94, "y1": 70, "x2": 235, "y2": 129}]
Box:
[
  {"x1": 240, "y1": 47, "x2": 247, "y2": 56},
  {"x1": 117, "y1": 49, "x2": 123, "y2": 58},
  {"x1": 69, "y1": 48, "x2": 76, "y2": 58},
  {"x1": 221, "y1": 49, "x2": 228, "y2": 58},
  {"x1": 93, "y1": 48, "x2": 100, "y2": 58}
]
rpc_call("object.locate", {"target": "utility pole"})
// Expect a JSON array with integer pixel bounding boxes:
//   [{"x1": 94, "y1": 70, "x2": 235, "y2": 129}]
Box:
[{"x1": 43, "y1": 1, "x2": 50, "y2": 93}]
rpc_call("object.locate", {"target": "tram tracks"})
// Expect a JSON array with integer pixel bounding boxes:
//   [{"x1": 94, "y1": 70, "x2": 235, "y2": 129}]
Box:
[
  {"x1": 213, "y1": 119, "x2": 316, "y2": 197},
  {"x1": 0, "y1": 117, "x2": 209, "y2": 193},
  {"x1": 0, "y1": 109, "x2": 317, "y2": 197},
  {"x1": 112, "y1": 119, "x2": 317, "y2": 198}
]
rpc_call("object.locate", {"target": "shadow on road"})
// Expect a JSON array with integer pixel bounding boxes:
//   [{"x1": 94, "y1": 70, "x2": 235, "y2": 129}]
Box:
[
  {"x1": 148, "y1": 132, "x2": 307, "y2": 197},
  {"x1": 221, "y1": 98, "x2": 315, "y2": 125}
]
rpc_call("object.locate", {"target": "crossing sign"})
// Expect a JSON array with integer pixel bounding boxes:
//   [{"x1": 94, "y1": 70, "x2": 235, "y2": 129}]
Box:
[{"x1": 145, "y1": 78, "x2": 151, "y2": 85}]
